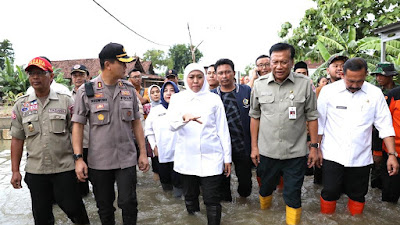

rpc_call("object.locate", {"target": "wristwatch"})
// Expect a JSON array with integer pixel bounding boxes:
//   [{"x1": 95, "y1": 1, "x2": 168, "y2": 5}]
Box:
[
  {"x1": 73, "y1": 154, "x2": 83, "y2": 161},
  {"x1": 309, "y1": 143, "x2": 319, "y2": 149},
  {"x1": 388, "y1": 152, "x2": 398, "y2": 157}
]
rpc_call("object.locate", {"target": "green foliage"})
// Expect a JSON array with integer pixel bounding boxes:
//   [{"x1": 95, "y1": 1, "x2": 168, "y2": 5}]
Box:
[
  {"x1": 143, "y1": 49, "x2": 168, "y2": 70},
  {"x1": 244, "y1": 64, "x2": 255, "y2": 75},
  {"x1": 52, "y1": 67, "x2": 71, "y2": 89},
  {"x1": 279, "y1": 0, "x2": 400, "y2": 62},
  {"x1": 168, "y1": 44, "x2": 203, "y2": 74},
  {"x1": 0, "y1": 39, "x2": 14, "y2": 70},
  {"x1": 0, "y1": 57, "x2": 29, "y2": 101}
]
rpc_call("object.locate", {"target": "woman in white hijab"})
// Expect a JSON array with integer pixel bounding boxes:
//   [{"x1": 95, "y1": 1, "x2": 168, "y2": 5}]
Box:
[{"x1": 168, "y1": 63, "x2": 232, "y2": 225}]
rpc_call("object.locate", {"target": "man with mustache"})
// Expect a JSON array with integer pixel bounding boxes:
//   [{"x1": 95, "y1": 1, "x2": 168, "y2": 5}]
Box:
[{"x1": 317, "y1": 57, "x2": 399, "y2": 216}]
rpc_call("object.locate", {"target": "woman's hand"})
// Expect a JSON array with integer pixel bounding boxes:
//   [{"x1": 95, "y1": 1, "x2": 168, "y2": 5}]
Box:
[{"x1": 183, "y1": 114, "x2": 202, "y2": 124}]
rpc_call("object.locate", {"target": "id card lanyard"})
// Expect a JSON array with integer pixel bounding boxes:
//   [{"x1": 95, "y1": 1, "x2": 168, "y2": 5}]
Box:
[{"x1": 288, "y1": 91, "x2": 296, "y2": 120}]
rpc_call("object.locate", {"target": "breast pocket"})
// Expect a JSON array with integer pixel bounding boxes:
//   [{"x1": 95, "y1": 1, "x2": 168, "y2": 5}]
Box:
[
  {"x1": 259, "y1": 95, "x2": 275, "y2": 115},
  {"x1": 358, "y1": 104, "x2": 374, "y2": 126},
  {"x1": 22, "y1": 115, "x2": 40, "y2": 137},
  {"x1": 90, "y1": 103, "x2": 110, "y2": 125},
  {"x1": 293, "y1": 96, "x2": 306, "y2": 113},
  {"x1": 121, "y1": 101, "x2": 134, "y2": 122},
  {"x1": 49, "y1": 113, "x2": 67, "y2": 134}
]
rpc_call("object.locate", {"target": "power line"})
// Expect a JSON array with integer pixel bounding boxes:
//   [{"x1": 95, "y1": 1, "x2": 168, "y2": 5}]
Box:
[{"x1": 92, "y1": 0, "x2": 169, "y2": 47}]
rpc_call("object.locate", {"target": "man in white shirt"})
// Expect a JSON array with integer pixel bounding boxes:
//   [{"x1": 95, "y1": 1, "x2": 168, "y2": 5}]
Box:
[{"x1": 317, "y1": 57, "x2": 399, "y2": 216}]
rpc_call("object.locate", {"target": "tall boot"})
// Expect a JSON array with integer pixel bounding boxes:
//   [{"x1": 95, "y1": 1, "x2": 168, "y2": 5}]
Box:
[
  {"x1": 320, "y1": 196, "x2": 336, "y2": 214},
  {"x1": 206, "y1": 205, "x2": 221, "y2": 225},
  {"x1": 348, "y1": 199, "x2": 365, "y2": 216},
  {"x1": 257, "y1": 176, "x2": 262, "y2": 187},
  {"x1": 185, "y1": 199, "x2": 200, "y2": 215},
  {"x1": 161, "y1": 183, "x2": 173, "y2": 191},
  {"x1": 277, "y1": 176, "x2": 284, "y2": 192},
  {"x1": 286, "y1": 205, "x2": 301, "y2": 225},
  {"x1": 259, "y1": 195, "x2": 272, "y2": 210}
]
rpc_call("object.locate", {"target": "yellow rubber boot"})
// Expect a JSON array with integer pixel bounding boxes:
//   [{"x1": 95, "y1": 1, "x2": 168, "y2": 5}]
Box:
[
  {"x1": 259, "y1": 195, "x2": 272, "y2": 209},
  {"x1": 286, "y1": 205, "x2": 301, "y2": 225}
]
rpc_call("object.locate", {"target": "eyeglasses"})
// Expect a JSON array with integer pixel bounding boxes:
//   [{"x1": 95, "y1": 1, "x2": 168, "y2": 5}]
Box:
[
  {"x1": 257, "y1": 63, "x2": 270, "y2": 68},
  {"x1": 129, "y1": 76, "x2": 141, "y2": 79},
  {"x1": 27, "y1": 71, "x2": 49, "y2": 76}
]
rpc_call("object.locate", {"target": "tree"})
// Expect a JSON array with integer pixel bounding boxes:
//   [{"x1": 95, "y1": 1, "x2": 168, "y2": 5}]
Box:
[
  {"x1": 0, "y1": 57, "x2": 29, "y2": 102},
  {"x1": 168, "y1": 44, "x2": 203, "y2": 74},
  {"x1": 143, "y1": 49, "x2": 168, "y2": 70},
  {"x1": 279, "y1": 0, "x2": 400, "y2": 61},
  {"x1": 0, "y1": 39, "x2": 14, "y2": 69}
]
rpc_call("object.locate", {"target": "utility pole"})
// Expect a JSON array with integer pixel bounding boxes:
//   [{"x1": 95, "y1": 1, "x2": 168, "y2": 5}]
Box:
[{"x1": 187, "y1": 23, "x2": 203, "y2": 63}]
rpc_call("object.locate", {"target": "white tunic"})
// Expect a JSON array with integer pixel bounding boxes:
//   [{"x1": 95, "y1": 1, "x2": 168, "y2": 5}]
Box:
[
  {"x1": 145, "y1": 104, "x2": 177, "y2": 163},
  {"x1": 318, "y1": 80, "x2": 395, "y2": 167},
  {"x1": 168, "y1": 91, "x2": 232, "y2": 177}
]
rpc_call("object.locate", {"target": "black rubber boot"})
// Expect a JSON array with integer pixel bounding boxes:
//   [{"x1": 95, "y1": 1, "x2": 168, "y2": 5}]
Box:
[
  {"x1": 161, "y1": 183, "x2": 173, "y2": 191},
  {"x1": 206, "y1": 205, "x2": 221, "y2": 225},
  {"x1": 185, "y1": 199, "x2": 200, "y2": 215}
]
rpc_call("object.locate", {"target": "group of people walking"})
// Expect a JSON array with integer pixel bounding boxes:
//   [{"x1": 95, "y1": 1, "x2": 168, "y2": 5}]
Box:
[{"x1": 9, "y1": 41, "x2": 400, "y2": 225}]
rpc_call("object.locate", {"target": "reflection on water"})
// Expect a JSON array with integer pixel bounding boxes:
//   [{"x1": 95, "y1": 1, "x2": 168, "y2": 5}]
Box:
[{"x1": 1, "y1": 145, "x2": 400, "y2": 224}]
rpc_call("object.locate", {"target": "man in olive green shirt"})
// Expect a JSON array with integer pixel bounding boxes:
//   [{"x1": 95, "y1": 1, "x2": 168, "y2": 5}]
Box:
[
  {"x1": 249, "y1": 43, "x2": 319, "y2": 225},
  {"x1": 10, "y1": 56, "x2": 89, "y2": 224}
]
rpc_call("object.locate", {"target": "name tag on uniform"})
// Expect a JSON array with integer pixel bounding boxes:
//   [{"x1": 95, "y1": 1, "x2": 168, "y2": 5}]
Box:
[
  {"x1": 289, "y1": 107, "x2": 296, "y2": 120},
  {"x1": 336, "y1": 106, "x2": 347, "y2": 109}
]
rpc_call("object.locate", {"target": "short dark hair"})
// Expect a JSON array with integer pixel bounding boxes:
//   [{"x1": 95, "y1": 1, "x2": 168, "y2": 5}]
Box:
[
  {"x1": 255, "y1": 55, "x2": 270, "y2": 64},
  {"x1": 343, "y1": 57, "x2": 368, "y2": 75},
  {"x1": 128, "y1": 69, "x2": 141, "y2": 75},
  {"x1": 208, "y1": 64, "x2": 215, "y2": 69},
  {"x1": 100, "y1": 58, "x2": 117, "y2": 70},
  {"x1": 215, "y1": 58, "x2": 235, "y2": 72},
  {"x1": 269, "y1": 43, "x2": 295, "y2": 60}
]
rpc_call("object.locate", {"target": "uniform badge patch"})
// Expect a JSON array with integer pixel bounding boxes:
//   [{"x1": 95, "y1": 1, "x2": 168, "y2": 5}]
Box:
[
  {"x1": 98, "y1": 114, "x2": 105, "y2": 121},
  {"x1": 121, "y1": 90, "x2": 131, "y2": 96},
  {"x1": 94, "y1": 93, "x2": 104, "y2": 98},
  {"x1": 28, "y1": 123, "x2": 35, "y2": 132},
  {"x1": 118, "y1": 81, "x2": 124, "y2": 87},
  {"x1": 12, "y1": 110, "x2": 17, "y2": 120},
  {"x1": 97, "y1": 82, "x2": 103, "y2": 88},
  {"x1": 96, "y1": 104, "x2": 105, "y2": 109},
  {"x1": 243, "y1": 98, "x2": 249, "y2": 106}
]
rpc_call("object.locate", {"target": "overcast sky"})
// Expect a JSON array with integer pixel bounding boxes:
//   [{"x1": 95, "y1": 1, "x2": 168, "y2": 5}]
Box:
[{"x1": 1, "y1": 0, "x2": 317, "y2": 73}]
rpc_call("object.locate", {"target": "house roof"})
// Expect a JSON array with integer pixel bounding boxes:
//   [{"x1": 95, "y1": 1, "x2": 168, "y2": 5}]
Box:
[{"x1": 52, "y1": 58, "x2": 159, "y2": 79}]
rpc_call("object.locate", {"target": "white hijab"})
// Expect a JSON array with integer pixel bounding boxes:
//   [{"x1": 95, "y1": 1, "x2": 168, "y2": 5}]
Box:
[
  {"x1": 183, "y1": 63, "x2": 209, "y2": 100},
  {"x1": 147, "y1": 84, "x2": 161, "y2": 107}
]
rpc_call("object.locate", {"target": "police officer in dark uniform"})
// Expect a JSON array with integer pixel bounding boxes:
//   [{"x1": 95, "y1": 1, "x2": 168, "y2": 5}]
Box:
[{"x1": 72, "y1": 43, "x2": 150, "y2": 225}]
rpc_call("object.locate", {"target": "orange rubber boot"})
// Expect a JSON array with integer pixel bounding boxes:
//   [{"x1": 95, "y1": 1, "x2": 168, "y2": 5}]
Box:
[
  {"x1": 277, "y1": 176, "x2": 284, "y2": 191},
  {"x1": 348, "y1": 199, "x2": 365, "y2": 216},
  {"x1": 320, "y1": 196, "x2": 336, "y2": 214},
  {"x1": 257, "y1": 176, "x2": 262, "y2": 187},
  {"x1": 259, "y1": 195, "x2": 272, "y2": 210}
]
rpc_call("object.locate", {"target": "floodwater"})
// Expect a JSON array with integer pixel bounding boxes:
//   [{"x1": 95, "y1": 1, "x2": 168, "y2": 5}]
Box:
[{"x1": 1, "y1": 140, "x2": 400, "y2": 225}]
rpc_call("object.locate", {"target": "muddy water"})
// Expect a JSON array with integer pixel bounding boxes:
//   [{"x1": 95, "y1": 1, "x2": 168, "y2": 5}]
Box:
[{"x1": 1, "y1": 141, "x2": 399, "y2": 224}]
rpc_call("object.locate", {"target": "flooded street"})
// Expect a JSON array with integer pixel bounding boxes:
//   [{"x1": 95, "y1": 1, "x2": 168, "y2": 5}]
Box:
[{"x1": 1, "y1": 139, "x2": 400, "y2": 224}]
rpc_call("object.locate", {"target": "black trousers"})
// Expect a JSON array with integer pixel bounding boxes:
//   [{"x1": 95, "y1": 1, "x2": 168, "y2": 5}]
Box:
[
  {"x1": 257, "y1": 156, "x2": 306, "y2": 208},
  {"x1": 158, "y1": 162, "x2": 182, "y2": 188},
  {"x1": 220, "y1": 153, "x2": 252, "y2": 199},
  {"x1": 89, "y1": 166, "x2": 138, "y2": 225},
  {"x1": 24, "y1": 170, "x2": 89, "y2": 225},
  {"x1": 321, "y1": 159, "x2": 370, "y2": 202},
  {"x1": 78, "y1": 148, "x2": 90, "y2": 196},
  {"x1": 151, "y1": 156, "x2": 160, "y2": 174},
  {"x1": 381, "y1": 152, "x2": 400, "y2": 203},
  {"x1": 182, "y1": 174, "x2": 223, "y2": 207}
]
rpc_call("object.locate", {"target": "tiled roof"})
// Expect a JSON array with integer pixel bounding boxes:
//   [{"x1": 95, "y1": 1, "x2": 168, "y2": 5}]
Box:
[{"x1": 52, "y1": 58, "x2": 159, "y2": 79}]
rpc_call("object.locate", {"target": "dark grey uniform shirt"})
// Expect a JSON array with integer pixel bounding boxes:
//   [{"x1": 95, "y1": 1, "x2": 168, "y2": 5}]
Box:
[{"x1": 72, "y1": 75, "x2": 141, "y2": 170}]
